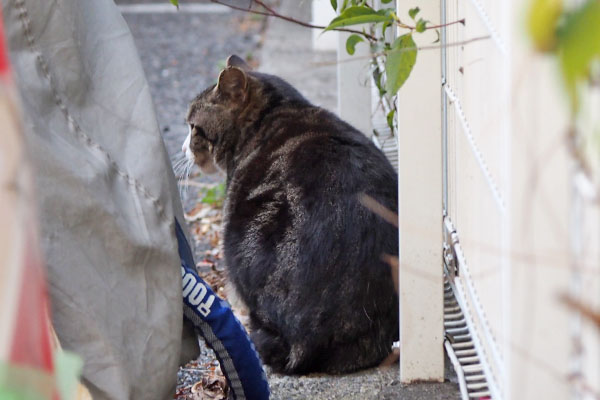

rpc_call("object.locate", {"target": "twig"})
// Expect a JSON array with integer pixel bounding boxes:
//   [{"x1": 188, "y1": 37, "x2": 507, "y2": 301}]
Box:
[
  {"x1": 565, "y1": 126, "x2": 600, "y2": 205},
  {"x1": 210, "y1": 0, "x2": 378, "y2": 41},
  {"x1": 381, "y1": 254, "x2": 399, "y2": 293},
  {"x1": 567, "y1": 373, "x2": 600, "y2": 400},
  {"x1": 358, "y1": 193, "x2": 398, "y2": 227},
  {"x1": 210, "y1": 0, "x2": 271, "y2": 17},
  {"x1": 210, "y1": 1, "x2": 467, "y2": 46},
  {"x1": 559, "y1": 293, "x2": 600, "y2": 329},
  {"x1": 252, "y1": 0, "x2": 276, "y2": 15},
  {"x1": 378, "y1": 347, "x2": 400, "y2": 367},
  {"x1": 310, "y1": 35, "x2": 491, "y2": 68},
  {"x1": 424, "y1": 18, "x2": 465, "y2": 30},
  {"x1": 397, "y1": 18, "x2": 465, "y2": 31}
]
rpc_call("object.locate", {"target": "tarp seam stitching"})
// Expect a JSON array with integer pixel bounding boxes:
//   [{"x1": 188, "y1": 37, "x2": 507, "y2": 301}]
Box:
[{"x1": 11, "y1": 0, "x2": 167, "y2": 217}]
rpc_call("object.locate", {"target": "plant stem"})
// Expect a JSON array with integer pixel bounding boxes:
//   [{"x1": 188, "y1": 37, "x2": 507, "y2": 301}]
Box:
[
  {"x1": 398, "y1": 18, "x2": 465, "y2": 31},
  {"x1": 210, "y1": 0, "x2": 377, "y2": 41},
  {"x1": 426, "y1": 18, "x2": 466, "y2": 30},
  {"x1": 310, "y1": 35, "x2": 492, "y2": 67}
]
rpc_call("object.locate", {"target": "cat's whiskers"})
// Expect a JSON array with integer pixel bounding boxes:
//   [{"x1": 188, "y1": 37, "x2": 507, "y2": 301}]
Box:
[
  {"x1": 172, "y1": 157, "x2": 188, "y2": 177},
  {"x1": 173, "y1": 157, "x2": 185, "y2": 168},
  {"x1": 181, "y1": 157, "x2": 195, "y2": 202},
  {"x1": 171, "y1": 155, "x2": 195, "y2": 202}
]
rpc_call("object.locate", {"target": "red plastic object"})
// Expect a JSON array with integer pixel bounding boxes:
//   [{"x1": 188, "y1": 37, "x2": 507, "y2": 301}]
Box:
[{"x1": 0, "y1": 9, "x2": 9, "y2": 76}]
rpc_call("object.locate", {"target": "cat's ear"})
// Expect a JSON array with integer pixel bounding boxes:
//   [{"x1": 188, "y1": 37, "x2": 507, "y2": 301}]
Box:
[
  {"x1": 217, "y1": 67, "x2": 248, "y2": 102},
  {"x1": 226, "y1": 54, "x2": 252, "y2": 71}
]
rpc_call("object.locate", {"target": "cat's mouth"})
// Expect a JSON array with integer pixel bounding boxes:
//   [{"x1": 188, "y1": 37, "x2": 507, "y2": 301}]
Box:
[
  {"x1": 182, "y1": 125, "x2": 195, "y2": 164},
  {"x1": 196, "y1": 152, "x2": 218, "y2": 175},
  {"x1": 181, "y1": 124, "x2": 219, "y2": 175}
]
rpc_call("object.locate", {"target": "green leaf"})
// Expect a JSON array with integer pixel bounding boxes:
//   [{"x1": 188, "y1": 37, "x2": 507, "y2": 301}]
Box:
[
  {"x1": 386, "y1": 109, "x2": 395, "y2": 130},
  {"x1": 382, "y1": 19, "x2": 392, "y2": 35},
  {"x1": 416, "y1": 18, "x2": 428, "y2": 33},
  {"x1": 345, "y1": 34, "x2": 364, "y2": 55},
  {"x1": 201, "y1": 183, "x2": 226, "y2": 206},
  {"x1": 385, "y1": 33, "x2": 418, "y2": 94},
  {"x1": 324, "y1": 6, "x2": 394, "y2": 31},
  {"x1": 170, "y1": 0, "x2": 179, "y2": 8},
  {"x1": 371, "y1": 65, "x2": 387, "y2": 96},
  {"x1": 527, "y1": 0, "x2": 562, "y2": 52},
  {"x1": 381, "y1": 0, "x2": 394, "y2": 3},
  {"x1": 330, "y1": 0, "x2": 337, "y2": 11},
  {"x1": 373, "y1": 66, "x2": 382, "y2": 86},
  {"x1": 557, "y1": 0, "x2": 600, "y2": 111},
  {"x1": 408, "y1": 7, "x2": 420, "y2": 20}
]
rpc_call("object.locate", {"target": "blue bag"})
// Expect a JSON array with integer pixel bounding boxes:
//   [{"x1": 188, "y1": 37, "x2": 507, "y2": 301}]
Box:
[{"x1": 175, "y1": 219, "x2": 270, "y2": 400}]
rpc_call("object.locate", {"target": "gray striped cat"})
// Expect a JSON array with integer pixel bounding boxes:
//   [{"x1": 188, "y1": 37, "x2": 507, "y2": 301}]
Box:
[{"x1": 182, "y1": 55, "x2": 399, "y2": 374}]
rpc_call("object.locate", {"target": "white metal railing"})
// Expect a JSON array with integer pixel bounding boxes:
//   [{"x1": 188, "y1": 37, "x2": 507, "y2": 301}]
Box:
[
  {"x1": 441, "y1": 0, "x2": 510, "y2": 398},
  {"x1": 466, "y1": 0, "x2": 507, "y2": 55},
  {"x1": 444, "y1": 217, "x2": 502, "y2": 399},
  {"x1": 444, "y1": 84, "x2": 507, "y2": 215}
]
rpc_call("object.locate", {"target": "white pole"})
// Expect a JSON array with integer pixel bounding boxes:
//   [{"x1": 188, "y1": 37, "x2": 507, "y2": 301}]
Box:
[
  {"x1": 337, "y1": 29, "x2": 372, "y2": 137},
  {"x1": 396, "y1": 1, "x2": 445, "y2": 383}
]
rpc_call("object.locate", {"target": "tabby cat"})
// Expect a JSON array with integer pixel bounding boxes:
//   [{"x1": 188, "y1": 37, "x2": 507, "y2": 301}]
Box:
[{"x1": 182, "y1": 55, "x2": 399, "y2": 374}]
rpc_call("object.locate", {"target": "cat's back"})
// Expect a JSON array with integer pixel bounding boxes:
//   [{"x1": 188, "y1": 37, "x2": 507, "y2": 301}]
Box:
[
  {"x1": 248, "y1": 103, "x2": 396, "y2": 195},
  {"x1": 225, "y1": 104, "x2": 398, "y2": 265},
  {"x1": 275, "y1": 106, "x2": 396, "y2": 211}
]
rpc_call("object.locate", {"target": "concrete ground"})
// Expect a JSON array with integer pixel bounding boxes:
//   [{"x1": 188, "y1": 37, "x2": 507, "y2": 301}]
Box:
[{"x1": 121, "y1": 0, "x2": 461, "y2": 398}]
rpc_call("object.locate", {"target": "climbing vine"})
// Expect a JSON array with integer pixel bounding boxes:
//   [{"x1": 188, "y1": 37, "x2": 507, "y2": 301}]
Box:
[
  {"x1": 169, "y1": 0, "x2": 464, "y2": 136},
  {"x1": 322, "y1": 1, "x2": 463, "y2": 135}
]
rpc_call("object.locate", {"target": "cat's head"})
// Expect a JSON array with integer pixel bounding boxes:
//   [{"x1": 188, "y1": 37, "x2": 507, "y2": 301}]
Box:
[{"x1": 183, "y1": 54, "x2": 306, "y2": 174}]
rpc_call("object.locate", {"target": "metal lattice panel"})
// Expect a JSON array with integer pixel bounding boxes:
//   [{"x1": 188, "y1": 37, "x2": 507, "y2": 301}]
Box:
[{"x1": 444, "y1": 280, "x2": 492, "y2": 399}]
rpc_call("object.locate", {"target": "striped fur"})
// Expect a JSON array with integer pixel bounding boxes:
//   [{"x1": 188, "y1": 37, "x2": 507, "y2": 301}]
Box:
[{"x1": 185, "y1": 55, "x2": 399, "y2": 374}]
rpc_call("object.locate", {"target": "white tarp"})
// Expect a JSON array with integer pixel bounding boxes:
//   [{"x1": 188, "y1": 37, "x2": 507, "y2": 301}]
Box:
[{"x1": 2, "y1": 0, "x2": 198, "y2": 398}]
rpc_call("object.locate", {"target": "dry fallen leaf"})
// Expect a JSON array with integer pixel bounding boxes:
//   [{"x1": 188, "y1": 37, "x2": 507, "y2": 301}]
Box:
[
  {"x1": 358, "y1": 193, "x2": 398, "y2": 227},
  {"x1": 381, "y1": 254, "x2": 399, "y2": 294},
  {"x1": 379, "y1": 347, "x2": 400, "y2": 368},
  {"x1": 185, "y1": 204, "x2": 213, "y2": 221},
  {"x1": 190, "y1": 372, "x2": 229, "y2": 400}
]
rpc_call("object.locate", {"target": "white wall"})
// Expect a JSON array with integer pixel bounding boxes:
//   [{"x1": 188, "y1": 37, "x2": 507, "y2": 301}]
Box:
[{"x1": 396, "y1": 0, "x2": 600, "y2": 397}]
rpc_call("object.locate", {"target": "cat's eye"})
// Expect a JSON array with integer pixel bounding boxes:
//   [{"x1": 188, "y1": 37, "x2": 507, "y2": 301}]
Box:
[{"x1": 192, "y1": 124, "x2": 214, "y2": 144}]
